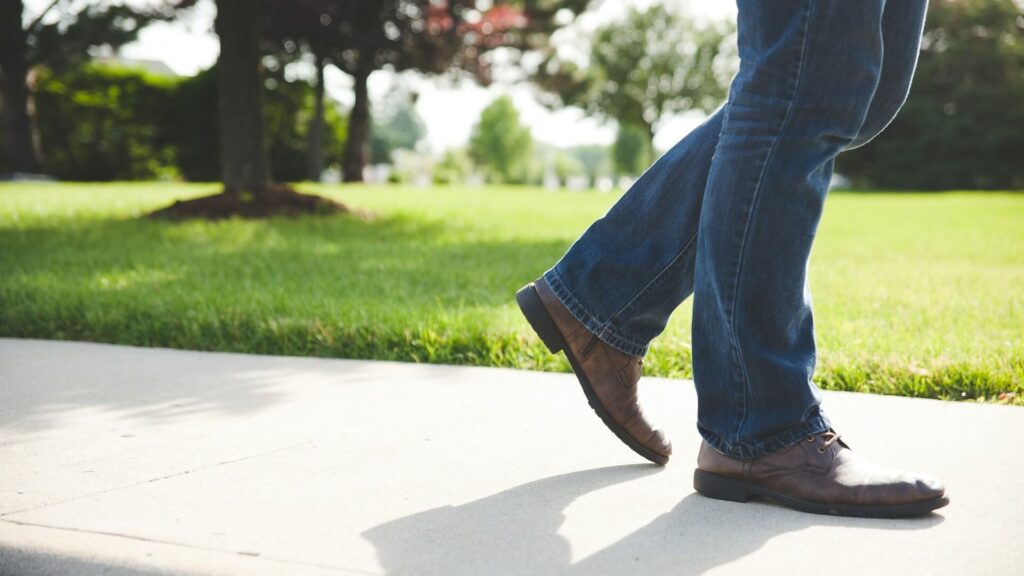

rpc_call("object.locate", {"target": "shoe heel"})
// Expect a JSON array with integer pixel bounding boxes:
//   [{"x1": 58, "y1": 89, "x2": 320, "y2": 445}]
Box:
[
  {"x1": 515, "y1": 283, "x2": 564, "y2": 354},
  {"x1": 693, "y1": 469, "x2": 752, "y2": 503}
]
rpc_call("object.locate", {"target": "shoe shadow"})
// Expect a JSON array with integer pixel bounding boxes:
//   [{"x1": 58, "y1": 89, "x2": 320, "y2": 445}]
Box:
[{"x1": 362, "y1": 465, "x2": 944, "y2": 576}]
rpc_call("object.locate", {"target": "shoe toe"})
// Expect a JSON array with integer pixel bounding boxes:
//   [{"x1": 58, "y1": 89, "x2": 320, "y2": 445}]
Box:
[
  {"x1": 888, "y1": 472, "x2": 945, "y2": 504},
  {"x1": 915, "y1": 475, "x2": 945, "y2": 500},
  {"x1": 646, "y1": 428, "x2": 672, "y2": 458}
]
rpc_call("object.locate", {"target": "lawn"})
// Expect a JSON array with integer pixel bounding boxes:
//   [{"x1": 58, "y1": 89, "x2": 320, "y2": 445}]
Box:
[{"x1": 1, "y1": 183, "x2": 1022, "y2": 404}]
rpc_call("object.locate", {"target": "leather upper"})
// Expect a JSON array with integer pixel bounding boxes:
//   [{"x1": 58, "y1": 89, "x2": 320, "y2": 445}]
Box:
[
  {"x1": 698, "y1": 433, "x2": 945, "y2": 506},
  {"x1": 535, "y1": 279, "x2": 671, "y2": 458}
]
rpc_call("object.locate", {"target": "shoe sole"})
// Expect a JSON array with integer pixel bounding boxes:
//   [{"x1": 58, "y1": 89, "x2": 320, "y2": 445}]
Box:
[
  {"x1": 693, "y1": 468, "x2": 950, "y2": 518},
  {"x1": 516, "y1": 282, "x2": 669, "y2": 466}
]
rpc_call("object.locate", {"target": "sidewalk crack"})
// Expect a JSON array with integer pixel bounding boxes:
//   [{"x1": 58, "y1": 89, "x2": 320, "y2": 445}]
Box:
[
  {"x1": 0, "y1": 517, "x2": 380, "y2": 575},
  {"x1": 1, "y1": 439, "x2": 316, "y2": 518}
]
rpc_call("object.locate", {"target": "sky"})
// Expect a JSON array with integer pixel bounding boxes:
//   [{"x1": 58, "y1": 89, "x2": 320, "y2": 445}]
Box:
[{"x1": 24, "y1": 0, "x2": 737, "y2": 153}]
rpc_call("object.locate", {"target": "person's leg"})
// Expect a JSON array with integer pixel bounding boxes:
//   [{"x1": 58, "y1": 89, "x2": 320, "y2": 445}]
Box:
[
  {"x1": 691, "y1": 0, "x2": 891, "y2": 459},
  {"x1": 692, "y1": 0, "x2": 930, "y2": 460},
  {"x1": 520, "y1": 0, "x2": 934, "y2": 473},
  {"x1": 691, "y1": 0, "x2": 944, "y2": 518},
  {"x1": 848, "y1": 0, "x2": 931, "y2": 152},
  {"x1": 541, "y1": 0, "x2": 929, "y2": 361},
  {"x1": 517, "y1": 112, "x2": 724, "y2": 464},
  {"x1": 541, "y1": 109, "x2": 724, "y2": 358}
]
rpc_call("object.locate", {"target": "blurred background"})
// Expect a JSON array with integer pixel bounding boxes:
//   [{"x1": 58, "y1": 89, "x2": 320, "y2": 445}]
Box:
[
  {"x1": 1, "y1": 0, "x2": 1022, "y2": 404},
  {"x1": 3, "y1": 0, "x2": 1021, "y2": 188}
]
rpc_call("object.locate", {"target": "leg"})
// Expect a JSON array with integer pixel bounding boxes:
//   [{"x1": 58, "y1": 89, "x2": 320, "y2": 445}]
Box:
[
  {"x1": 848, "y1": 0, "x2": 930, "y2": 151},
  {"x1": 692, "y1": 0, "x2": 931, "y2": 460},
  {"x1": 692, "y1": 0, "x2": 945, "y2": 518},
  {"x1": 692, "y1": 0, "x2": 890, "y2": 459},
  {"x1": 542, "y1": 109, "x2": 724, "y2": 357},
  {"x1": 541, "y1": 0, "x2": 928, "y2": 359},
  {"x1": 519, "y1": 0, "x2": 934, "y2": 472},
  {"x1": 517, "y1": 111, "x2": 724, "y2": 464}
]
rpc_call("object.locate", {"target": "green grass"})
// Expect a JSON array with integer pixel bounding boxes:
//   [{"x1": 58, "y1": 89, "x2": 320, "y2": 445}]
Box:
[{"x1": 1, "y1": 183, "x2": 1022, "y2": 404}]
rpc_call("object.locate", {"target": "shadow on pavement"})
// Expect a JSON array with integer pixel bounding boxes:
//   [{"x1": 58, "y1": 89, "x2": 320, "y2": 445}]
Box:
[
  {"x1": 0, "y1": 545, "x2": 190, "y2": 576},
  {"x1": 363, "y1": 464, "x2": 944, "y2": 576},
  {"x1": 0, "y1": 339, "x2": 409, "y2": 439}
]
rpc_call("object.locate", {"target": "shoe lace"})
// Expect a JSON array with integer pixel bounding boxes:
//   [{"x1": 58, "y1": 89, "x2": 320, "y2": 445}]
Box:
[
  {"x1": 807, "y1": 430, "x2": 842, "y2": 453},
  {"x1": 822, "y1": 430, "x2": 841, "y2": 448}
]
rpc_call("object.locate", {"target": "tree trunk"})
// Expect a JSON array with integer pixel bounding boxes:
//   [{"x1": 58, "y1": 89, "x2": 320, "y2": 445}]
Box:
[
  {"x1": 342, "y1": 68, "x2": 372, "y2": 183},
  {"x1": 306, "y1": 55, "x2": 326, "y2": 182},
  {"x1": 0, "y1": 0, "x2": 40, "y2": 174},
  {"x1": 214, "y1": 0, "x2": 270, "y2": 195}
]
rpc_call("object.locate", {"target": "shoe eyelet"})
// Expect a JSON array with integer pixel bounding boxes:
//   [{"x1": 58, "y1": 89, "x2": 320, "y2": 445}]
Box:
[
  {"x1": 806, "y1": 436, "x2": 815, "y2": 442},
  {"x1": 817, "y1": 446, "x2": 827, "y2": 453}
]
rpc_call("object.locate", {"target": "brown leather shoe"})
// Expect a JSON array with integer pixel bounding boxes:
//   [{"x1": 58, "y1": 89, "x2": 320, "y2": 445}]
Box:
[
  {"x1": 694, "y1": 430, "x2": 948, "y2": 517},
  {"x1": 516, "y1": 278, "x2": 671, "y2": 465}
]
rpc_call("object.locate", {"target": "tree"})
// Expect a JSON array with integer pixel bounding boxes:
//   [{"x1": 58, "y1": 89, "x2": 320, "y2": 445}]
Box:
[
  {"x1": 29, "y1": 60, "x2": 348, "y2": 182},
  {"x1": 535, "y1": 3, "x2": 733, "y2": 148},
  {"x1": 836, "y1": 0, "x2": 1024, "y2": 189},
  {"x1": 370, "y1": 92, "x2": 427, "y2": 164},
  {"x1": 551, "y1": 151, "x2": 587, "y2": 183},
  {"x1": 469, "y1": 95, "x2": 533, "y2": 183},
  {"x1": 266, "y1": 0, "x2": 595, "y2": 182},
  {"x1": 0, "y1": 0, "x2": 181, "y2": 174},
  {"x1": 613, "y1": 123, "x2": 652, "y2": 177},
  {"x1": 433, "y1": 147, "x2": 474, "y2": 185},
  {"x1": 150, "y1": 0, "x2": 347, "y2": 219},
  {"x1": 566, "y1": 144, "x2": 613, "y2": 185}
]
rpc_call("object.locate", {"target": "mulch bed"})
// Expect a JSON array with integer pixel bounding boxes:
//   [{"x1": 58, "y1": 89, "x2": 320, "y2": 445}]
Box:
[{"x1": 147, "y1": 185, "x2": 366, "y2": 220}]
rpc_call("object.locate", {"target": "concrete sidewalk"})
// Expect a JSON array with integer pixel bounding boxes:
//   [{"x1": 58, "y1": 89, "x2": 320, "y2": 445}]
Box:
[{"x1": 0, "y1": 338, "x2": 1020, "y2": 576}]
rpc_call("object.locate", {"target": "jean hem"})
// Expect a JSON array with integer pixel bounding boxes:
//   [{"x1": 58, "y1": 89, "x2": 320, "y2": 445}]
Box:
[
  {"x1": 542, "y1": 267, "x2": 650, "y2": 358},
  {"x1": 698, "y1": 411, "x2": 832, "y2": 461}
]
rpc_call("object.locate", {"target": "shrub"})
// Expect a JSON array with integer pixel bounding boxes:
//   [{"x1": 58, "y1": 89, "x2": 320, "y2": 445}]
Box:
[
  {"x1": 32, "y1": 62, "x2": 348, "y2": 183},
  {"x1": 34, "y1": 64, "x2": 177, "y2": 181}
]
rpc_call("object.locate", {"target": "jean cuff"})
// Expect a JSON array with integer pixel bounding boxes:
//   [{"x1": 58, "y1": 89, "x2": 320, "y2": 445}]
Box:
[
  {"x1": 542, "y1": 266, "x2": 651, "y2": 358},
  {"x1": 697, "y1": 411, "x2": 833, "y2": 461}
]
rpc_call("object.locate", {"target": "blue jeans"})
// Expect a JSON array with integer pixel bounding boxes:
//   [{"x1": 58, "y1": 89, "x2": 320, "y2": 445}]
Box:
[{"x1": 542, "y1": 0, "x2": 929, "y2": 459}]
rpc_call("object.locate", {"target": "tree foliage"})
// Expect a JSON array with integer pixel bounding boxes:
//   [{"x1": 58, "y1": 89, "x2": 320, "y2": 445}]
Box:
[
  {"x1": 24, "y1": 1, "x2": 187, "y2": 72},
  {"x1": 433, "y1": 147, "x2": 474, "y2": 185},
  {"x1": 837, "y1": 0, "x2": 1024, "y2": 190},
  {"x1": 370, "y1": 92, "x2": 427, "y2": 164},
  {"x1": 536, "y1": 3, "x2": 734, "y2": 145},
  {"x1": 1, "y1": 0, "x2": 184, "y2": 174},
  {"x1": 266, "y1": 0, "x2": 594, "y2": 81},
  {"x1": 170, "y1": 66, "x2": 347, "y2": 183},
  {"x1": 566, "y1": 144, "x2": 613, "y2": 185},
  {"x1": 33, "y1": 63, "x2": 176, "y2": 181},
  {"x1": 264, "y1": 0, "x2": 594, "y2": 181},
  {"x1": 613, "y1": 123, "x2": 652, "y2": 177},
  {"x1": 469, "y1": 95, "x2": 533, "y2": 183},
  {"x1": 30, "y1": 62, "x2": 347, "y2": 182}
]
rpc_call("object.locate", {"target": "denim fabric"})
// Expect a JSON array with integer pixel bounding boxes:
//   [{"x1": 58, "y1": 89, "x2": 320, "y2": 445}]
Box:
[{"x1": 542, "y1": 0, "x2": 928, "y2": 459}]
